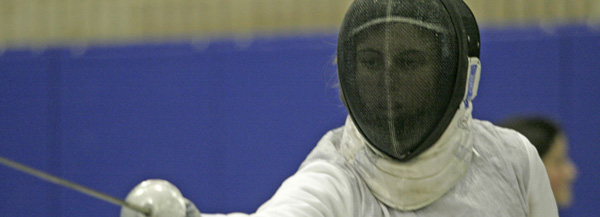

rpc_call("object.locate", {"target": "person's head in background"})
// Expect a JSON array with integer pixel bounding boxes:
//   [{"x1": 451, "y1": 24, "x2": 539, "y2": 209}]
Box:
[{"x1": 498, "y1": 116, "x2": 578, "y2": 207}]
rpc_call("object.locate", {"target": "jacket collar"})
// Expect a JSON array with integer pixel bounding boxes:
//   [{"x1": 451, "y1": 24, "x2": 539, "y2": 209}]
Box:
[{"x1": 340, "y1": 102, "x2": 475, "y2": 210}]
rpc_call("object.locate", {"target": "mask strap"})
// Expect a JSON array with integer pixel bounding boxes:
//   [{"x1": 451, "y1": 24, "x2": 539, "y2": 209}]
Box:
[{"x1": 463, "y1": 57, "x2": 481, "y2": 107}]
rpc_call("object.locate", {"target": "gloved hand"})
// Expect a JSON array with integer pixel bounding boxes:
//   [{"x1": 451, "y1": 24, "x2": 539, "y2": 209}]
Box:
[{"x1": 120, "y1": 179, "x2": 201, "y2": 217}]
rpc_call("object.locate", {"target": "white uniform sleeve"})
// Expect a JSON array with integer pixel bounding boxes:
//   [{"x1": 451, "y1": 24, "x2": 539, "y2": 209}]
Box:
[
  {"x1": 519, "y1": 134, "x2": 559, "y2": 217},
  {"x1": 202, "y1": 160, "x2": 355, "y2": 217}
]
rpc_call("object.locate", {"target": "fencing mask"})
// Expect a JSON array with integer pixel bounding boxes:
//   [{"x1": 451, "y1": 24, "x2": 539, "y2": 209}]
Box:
[{"x1": 337, "y1": 0, "x2": 479, "y2": 162}]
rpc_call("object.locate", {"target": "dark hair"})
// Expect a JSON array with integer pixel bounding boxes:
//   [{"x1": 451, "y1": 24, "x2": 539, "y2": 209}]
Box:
[{"x1": 497, "y1": 116, "x2": 563, "y2": 157}]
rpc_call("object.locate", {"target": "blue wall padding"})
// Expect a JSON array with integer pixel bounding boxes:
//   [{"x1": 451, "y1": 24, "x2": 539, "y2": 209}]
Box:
[
  {"x1": 555, "y1": 26, "x2": 600, "y2": 217},
  {"x1": 1, "y1": 26, "x2": 598, "y2": 216},
  {"x1": 475, "y1": 28, "x2": 563, "y2": 120},
  {"x1": 0, "y1": 51, "x2": 61, "y2": 217}
]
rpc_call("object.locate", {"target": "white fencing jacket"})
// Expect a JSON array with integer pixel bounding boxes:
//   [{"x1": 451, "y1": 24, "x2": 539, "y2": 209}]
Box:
[{"x1": 204, "y1": 105, "x2": 558, "y2": 217}]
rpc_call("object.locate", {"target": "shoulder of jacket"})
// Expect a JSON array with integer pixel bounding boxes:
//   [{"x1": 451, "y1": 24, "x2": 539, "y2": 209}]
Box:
[
  {"x1": 472, "y1": 119, "x2": 529, "y2": 150},
  {"x1": 471, "y1": 119, "x2": 531, "y2": 167},
  {"x1": 299, "y1": 126, "x2": 347, "y2": 169}
]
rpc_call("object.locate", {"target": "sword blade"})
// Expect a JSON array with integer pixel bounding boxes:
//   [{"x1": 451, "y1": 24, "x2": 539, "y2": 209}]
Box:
[{"x1": 0, "y1": 156, "x2": 152, "y2": 216}]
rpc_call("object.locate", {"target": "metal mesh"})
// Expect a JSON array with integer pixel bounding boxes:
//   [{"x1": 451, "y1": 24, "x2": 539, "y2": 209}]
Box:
[{"x1": 338, "y1": 0, "x2": 459, "y2": 161}]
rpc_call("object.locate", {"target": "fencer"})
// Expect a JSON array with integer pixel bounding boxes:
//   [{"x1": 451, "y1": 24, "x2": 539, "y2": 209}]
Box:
[{"x1": 122, "y1": 0, "x2": 559, "y2": 216}]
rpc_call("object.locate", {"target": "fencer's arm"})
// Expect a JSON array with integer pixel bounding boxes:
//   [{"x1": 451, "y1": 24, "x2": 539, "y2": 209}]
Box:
[
  {"x1": 519, "y1": 134, "x2": 559, "y2": 217},
  {"x1": 202, "y1": 160, "x2": 355, "y2": 217}
]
